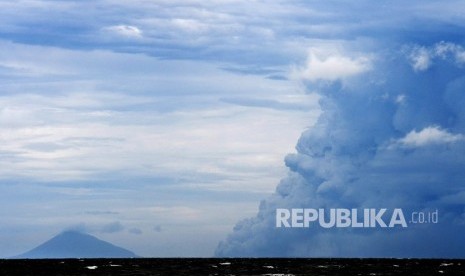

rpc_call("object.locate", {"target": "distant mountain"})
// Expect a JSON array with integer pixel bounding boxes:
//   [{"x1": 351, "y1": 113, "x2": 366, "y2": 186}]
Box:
[{"x1": 13, "y1": 230, "x2": 138, "y2": 259}]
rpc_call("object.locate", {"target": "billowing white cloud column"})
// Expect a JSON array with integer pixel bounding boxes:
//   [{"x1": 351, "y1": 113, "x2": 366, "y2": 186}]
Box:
[{"x1": 216, "y1": 42, "x2": 465, "y2": 257}]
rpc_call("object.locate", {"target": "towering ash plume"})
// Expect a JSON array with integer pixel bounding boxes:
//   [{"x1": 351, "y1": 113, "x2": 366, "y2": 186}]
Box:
[{"x1": 216, "y1": 41, "x2": 465, "y2": 257}]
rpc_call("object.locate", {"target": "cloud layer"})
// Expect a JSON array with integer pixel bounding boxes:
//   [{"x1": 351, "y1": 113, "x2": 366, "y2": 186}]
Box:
[{"x1": 0, "y1": 41, "x2": 314, "y2": 257}]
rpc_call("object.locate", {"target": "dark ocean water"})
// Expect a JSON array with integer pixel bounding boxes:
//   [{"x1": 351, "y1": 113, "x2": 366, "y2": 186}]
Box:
[{"x1": 0, "y1": 258, "x2": 463, "y2": 275}]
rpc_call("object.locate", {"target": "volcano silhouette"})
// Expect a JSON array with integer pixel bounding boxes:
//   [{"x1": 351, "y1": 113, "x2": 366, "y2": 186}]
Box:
[{"x1": 14, "y1": 230, "x2": 138, "y2": 258}]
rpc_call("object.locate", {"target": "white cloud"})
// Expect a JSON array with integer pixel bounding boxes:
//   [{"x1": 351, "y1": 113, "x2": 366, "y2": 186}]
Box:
[
  {"x1": 104, "y1": 25, "x2": 143, "y2": 38},
  {"x1": 0, "y1": 41, "x2": 318, "y2": 192},
  {"x1": 408, "y1": 46, "x2": 431, "y2": 71},
  {"x1": 406, "y1": 42, "x2": 465, "y2": 71},
  {"x1": 434, "y1": 42, "x2": 465, "y2": 65},
  {"x1": 292, "y1": 48, "x2": 371, "y2": 82},
  {"x1": 396, "y1": 126, "x2": 464, "y2": 147},
  {"x1": 171, "y1": 18, "x2": 209, "y2": 33}
]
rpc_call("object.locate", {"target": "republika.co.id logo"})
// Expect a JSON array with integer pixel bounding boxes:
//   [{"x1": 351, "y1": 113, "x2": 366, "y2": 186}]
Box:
[{"x1": 276, "y1": 208, "x2": 439, "y2": 228}]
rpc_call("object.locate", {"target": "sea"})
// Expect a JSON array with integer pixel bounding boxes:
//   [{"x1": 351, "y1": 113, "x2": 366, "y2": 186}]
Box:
[{"x1": 0, "y1": 258, "x2": 463, "y2": 275}]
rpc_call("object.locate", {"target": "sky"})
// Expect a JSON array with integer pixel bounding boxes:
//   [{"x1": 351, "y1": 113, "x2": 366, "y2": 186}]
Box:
[{"x1": 1, "y1": 0, "x2": 465, "y2": 258}]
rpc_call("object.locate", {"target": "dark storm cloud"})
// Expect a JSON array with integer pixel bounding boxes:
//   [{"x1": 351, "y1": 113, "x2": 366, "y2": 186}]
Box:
[{"x1": 216, "y1": 40, "x2": 465, "y2": 258}]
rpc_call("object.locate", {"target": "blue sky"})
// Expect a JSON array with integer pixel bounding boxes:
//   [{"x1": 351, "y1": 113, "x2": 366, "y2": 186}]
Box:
[{"x1": 1, "y1": 1, "x2": 465, "y2": 257}]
